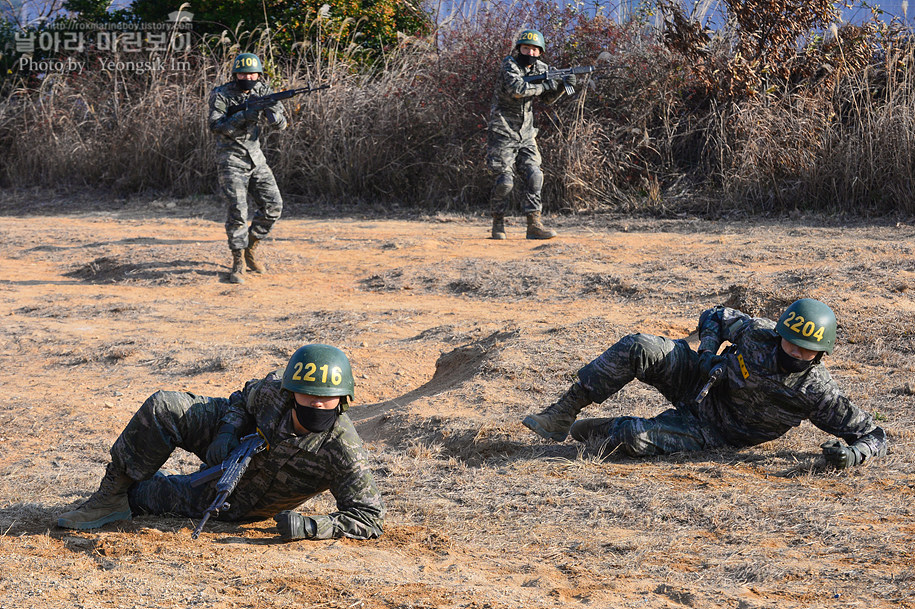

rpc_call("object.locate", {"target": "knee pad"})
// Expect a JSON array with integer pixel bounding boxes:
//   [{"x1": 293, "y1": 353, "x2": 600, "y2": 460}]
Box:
[
  {"x1": 525, "y1": 167, "x2": 543, "y2": 193},
  {"x1": 493, "y1": 173, "x2": 514, "y2": 199}
]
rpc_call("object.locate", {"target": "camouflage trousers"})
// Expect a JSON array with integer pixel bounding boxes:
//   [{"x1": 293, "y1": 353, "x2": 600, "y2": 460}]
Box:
[
  {"x1": 486, "y1": 131, "x2": 543, "y2": 216},
  {"x1": 575, "y1": 333, "x2": 729, "y2": 456},
  {"x1": 110, "y1": 391, "x2": 232, "y2": 519},
  {"x1": 218, "y1": 158, "x2": 283, "y2": 251}
]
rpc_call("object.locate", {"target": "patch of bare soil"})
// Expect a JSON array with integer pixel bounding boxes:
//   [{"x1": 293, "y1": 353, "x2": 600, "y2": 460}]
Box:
[{"x1": 1, "y1": 195, "x2": 914, "y2": 608}]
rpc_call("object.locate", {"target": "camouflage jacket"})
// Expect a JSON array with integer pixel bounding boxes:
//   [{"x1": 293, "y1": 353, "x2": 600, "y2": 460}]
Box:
[
  {"x1": 217, "y1": 371, "x2": 384, "y2": 539},
  {"x1": 488, "y1": 55, "x2": 564, "y2": 140},
  {"x1": 208, "y1": 80, "x2": 288, "y2": 167},
  {"x1": 697, "y1": 306, "x2": 887, "y2": 460}
]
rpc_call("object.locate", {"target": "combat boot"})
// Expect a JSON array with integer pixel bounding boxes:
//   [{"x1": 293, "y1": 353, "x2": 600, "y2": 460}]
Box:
[
  {"x1": 522, "y1": 382, "x2": 592, "y2": 441},
  {"x1": 491, "y1": 214, "x2": 507, "y2": 240},
  {"x1": 570, "y1": 418, "x2": 616, "y2": 443},
  {"x1": 244, "y1": 236, "x2": 266, "y2": 273},
  {"x1": 526, "y1": 211, "x2": 557, "y2": 240},
  {"x1": 57, "y1": 464, "x2": 133, "y2": 530},
  {"x1": 228, "y1": 249, "x2": 245, "y2": 284}
]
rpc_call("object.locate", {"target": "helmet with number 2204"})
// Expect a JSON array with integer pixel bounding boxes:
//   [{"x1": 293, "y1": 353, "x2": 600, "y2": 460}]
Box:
[{"x1": 776, "y1": 298, "x2": 837, "y2": 355}]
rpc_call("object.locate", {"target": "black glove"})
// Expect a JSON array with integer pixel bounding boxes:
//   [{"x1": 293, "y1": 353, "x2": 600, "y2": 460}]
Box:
[
  {"x1": 541, "y1": 78, "x2": 560, "y2": 92},
  {"x1": 241, "y1": 107, "x2": 261, "y2": 122},
  {"x1": 274, "y1": 510, "x2": 318, "y2": 540},
  {"x1": 205, "y1": 425, "x2": 239, "y2": 466},
  {"x1": 698, "y1": 350, "x2": 725, "y2": 378},
  {"x1": 263, "y1": 107, "x2": 280, "y2": 125},
  {"x1": 564, "y1": 73, "x2": 578, "y2": 88},
  {"x1": 821, "y1": 440, "x2": 864, "y2": 469}
]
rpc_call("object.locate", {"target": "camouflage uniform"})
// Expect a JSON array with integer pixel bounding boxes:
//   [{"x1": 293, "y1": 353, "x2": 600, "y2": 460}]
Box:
[
  {"x1": 486, "y1": 55, "x2": 564, "y2": 215},
  {"x1": 208, "y1": 80, "x2": 288, "y2": 251},
  {"x1": 114, "y1": 371, "x2": 384, "y2": 539},
  {"x1": 574, "y1": 306, "x2": 888, "y2": 460}
]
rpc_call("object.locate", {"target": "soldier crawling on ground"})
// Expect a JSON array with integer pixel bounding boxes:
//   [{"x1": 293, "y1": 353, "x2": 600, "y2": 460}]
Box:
[
  {"x1": 208, "y1": 52, "x2": 288, "y2": 285},
  {"x1": 485, "y1": 29, "x2": 582, "y2": 240},
  {"x1": 58, "y1": 344, "x2": 385, "y2": 541},
  {"x1": 522, "y1": 299, "x2": 887, "y2": 469}
]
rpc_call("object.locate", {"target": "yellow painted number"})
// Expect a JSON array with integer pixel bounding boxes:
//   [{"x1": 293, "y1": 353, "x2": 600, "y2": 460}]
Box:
[
  {"x1": 782, "y1": 312, "x2": 826, "y2": 343},
  {"x1": 291, "y1": 362, "x2": 343, "y2": 385},
  {"x1": 291, "y1": 362, "x2": 317, "y2": 381}
]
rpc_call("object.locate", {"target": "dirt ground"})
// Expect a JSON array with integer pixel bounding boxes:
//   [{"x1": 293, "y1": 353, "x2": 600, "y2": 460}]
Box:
[{"x1": 1, "y1": 192, "x2": 914, "y2": 609}]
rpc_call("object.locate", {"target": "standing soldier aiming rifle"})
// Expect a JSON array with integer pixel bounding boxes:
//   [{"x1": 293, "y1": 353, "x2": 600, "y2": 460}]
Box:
[
  {"x1": 486, "y1": 29, "x2": 584, "y2": 240},
  {"x1": 57, "y1": 344, "x2": 385, "y2": 541},
  {"x1": 209, "y1": 52, "x2": 288, "y2": 285}
]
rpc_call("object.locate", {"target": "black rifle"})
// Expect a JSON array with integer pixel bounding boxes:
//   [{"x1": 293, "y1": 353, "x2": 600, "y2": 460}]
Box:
[
  {"x1": 522, "y1": 66, "x2": 595, "y2": 95},
  {"x1": 226, "y1": 84, "x2": 330, "y2": 117},
  {"x1": 695, "y1": 362, "x2": 725, "y2": 405},
  {"x1": 190, "y1": 430, "x2": 268, "y2": 539}
]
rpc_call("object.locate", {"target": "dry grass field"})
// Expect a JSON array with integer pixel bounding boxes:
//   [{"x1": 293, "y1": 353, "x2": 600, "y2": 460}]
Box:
[{"x1": 0, "y1": 192, "x2": 913, "y2": 608}]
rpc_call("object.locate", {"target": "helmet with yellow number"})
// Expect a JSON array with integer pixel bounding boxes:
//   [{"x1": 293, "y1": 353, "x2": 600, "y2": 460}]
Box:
[
  {"x1": 776, "y1": 299, "x2": 837, "y2": 355},
  {"x1": 515, "y1": 29, "x2": 546, "y2": 54},
  {"x1": 282, "y1": 344, "x2": 355, "y2": 411},
  {"x1": 232, "y1": 53, "x2": 263, "y2": 74}
]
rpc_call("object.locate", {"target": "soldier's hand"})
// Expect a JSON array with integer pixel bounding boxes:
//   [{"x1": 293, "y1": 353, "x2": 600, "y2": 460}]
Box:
[
  {"x1": 241, "y1": 107, "x2": 261, "y2": 122},
  {"x1": 542, "y1": 78, "x2": 560, "y2": 92},
  {"x1": 820, "y1": 440, "x2": 863, "y2": 469},
  {"x1": 698, "y1": 351, "x2": 725, "y2": 378},
  {"x1": 264, "y1": 108, "x2": 280, "y2": 125},
  {"x1": 564, "y1": 74, "x2": 578, "y2": 88},
  {"x1": 274, "y1": 510, "x2": 317, "y2": 540},
  {"x1": 205, "y1": 429, "x2": 239, "y2": 466}
]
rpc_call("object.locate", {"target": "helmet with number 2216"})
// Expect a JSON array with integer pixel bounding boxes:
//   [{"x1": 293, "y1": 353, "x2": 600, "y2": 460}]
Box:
[
  {"x1": 776, "y1": 298, "x2": 837, "y2": 355},
  {"x1": 282, "y1": 344, "x2": 355, "y2": 411}
]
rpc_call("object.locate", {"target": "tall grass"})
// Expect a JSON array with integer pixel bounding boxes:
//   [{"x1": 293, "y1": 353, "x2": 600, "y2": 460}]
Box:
[{"x1": 1, "y1": 2, "x2": 915, "y2": 216}]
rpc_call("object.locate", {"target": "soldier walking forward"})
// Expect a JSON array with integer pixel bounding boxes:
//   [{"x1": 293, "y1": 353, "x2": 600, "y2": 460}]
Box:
[
  {"x1": 208, "y1": 53, "x2": 288, "y2": 284},
  {"x1": 486, "y1": 29, "x2": 580, "y2": 240}
]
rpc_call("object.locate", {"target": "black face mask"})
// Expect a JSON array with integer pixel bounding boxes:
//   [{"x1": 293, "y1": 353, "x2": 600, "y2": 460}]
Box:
[
  {"x1": 516, "y1": 53, "x2": 536, "y2": 68},
  {"x1": 294, "y1": 403, "x2": 338, "y2": 433},
  {"x1": 237, "y1": 78, "x2": 258, "y2": 91},
  {"x1": 776, "y1": 342, "x2": 816, "y2": 374}
]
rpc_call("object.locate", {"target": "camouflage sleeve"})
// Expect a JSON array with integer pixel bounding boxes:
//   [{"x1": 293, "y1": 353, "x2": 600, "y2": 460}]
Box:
[
  {"x1": 310, "y1": 434, "x2": 385, "y2": 540},
  {"x1": 501, "y1": 57, "x2": 547, "y2": 99},
  {"x1": 208, "y1": 88, "x2": 245, "y2": 135},
  {"x1": 808, "y1": 378, "x2": 888, "y2": 462},
  {"x1": 219, "y1": 378, "x2": 261, "y2": 434},
  {"x1": 259, "y1": 84, "x2": 288, "y2": 131},
  {"x1": 697, "y1": 306, "x2": 753, "y2": 353}
]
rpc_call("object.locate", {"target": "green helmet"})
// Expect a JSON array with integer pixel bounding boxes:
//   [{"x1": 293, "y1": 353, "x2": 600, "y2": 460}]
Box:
[
  {"x1": 282, "y1": 344, "x2": 355, "y2": 410},
  {"x1": 776, "y1": 299, "x2": 837, "y2": 355},
  {"x1": 515, "y1": 29, "x2": 546, "y2": 54},
  {"x1": 232, "y1": 53, "x2": 263, "y2": 74}
]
